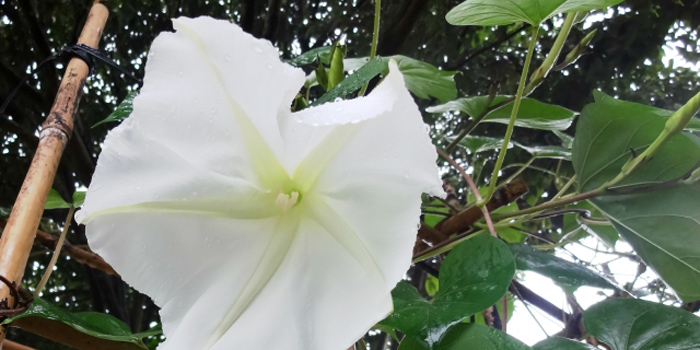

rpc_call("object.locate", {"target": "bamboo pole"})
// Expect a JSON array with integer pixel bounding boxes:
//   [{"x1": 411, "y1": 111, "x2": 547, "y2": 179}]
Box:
[{"x1": 0, "y1": 2, "x2": 108, "y2": 347}]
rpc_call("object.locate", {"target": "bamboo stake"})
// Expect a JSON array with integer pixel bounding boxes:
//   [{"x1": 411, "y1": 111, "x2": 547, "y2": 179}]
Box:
[{"x1": 0, "y1": 2, "x2": 108, "y2": 347}]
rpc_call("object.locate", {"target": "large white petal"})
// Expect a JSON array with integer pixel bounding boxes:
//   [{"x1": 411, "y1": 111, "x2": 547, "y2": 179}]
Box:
[
  {"x1": 287, "y1": 61, "x2": 445, "y2": 291},
  {"x1": 211, "y1": 207, "x2": 390, "y2": 350},
  {"x1": 79, "y1": 16, "x2": 306, "y2": 225},
  {"x1": 84, "y1": 213, "x2": 282, "y2": 350}
]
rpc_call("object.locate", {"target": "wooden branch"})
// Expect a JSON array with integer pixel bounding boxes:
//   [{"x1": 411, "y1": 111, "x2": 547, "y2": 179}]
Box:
[
  {"x1": 435, "y1": 178, "x2": 528, "y2": 236},
  {"x1": 0, "y1": 1, "x2": 108, "y2": 346}
]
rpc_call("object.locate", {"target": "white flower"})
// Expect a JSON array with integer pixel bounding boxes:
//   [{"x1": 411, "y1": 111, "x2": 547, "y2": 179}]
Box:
[{"x1": 77, "y1": 16, "x2": 443, "y2": 350}]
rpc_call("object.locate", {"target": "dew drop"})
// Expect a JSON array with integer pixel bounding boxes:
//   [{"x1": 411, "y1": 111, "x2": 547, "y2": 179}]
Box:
[
  {"x1": 210, "y1": 108, "x2": 217, "y2": 114},
  {"x1": 224, "y1": 54, "x2": 231, "y2": 62},
  {"x1": 252, "y1": 45, "x2": 263, "y2": 54},
  {"x1": 265, "y1": 64, "x2": 274, "y2": 70},
  {"x1": 178, "y1": 71, "x2": 183, "y2": 76},
  {"x1": 334, "y1": 97, "x2": 343, "y2": 102}
]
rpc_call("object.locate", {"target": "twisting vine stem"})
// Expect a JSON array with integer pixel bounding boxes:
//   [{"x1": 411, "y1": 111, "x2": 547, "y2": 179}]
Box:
[
  {"x1": 34, "y1": 206, "x2": 75, "y2": 296},
  {"x1": 358, "y1": 0, "x2": 381, "y2": 97},
  {"x1": 436, "y1": 147, "x2": 498, "y2": 238},
  {"x1": 479, "y1": 27, "x2": 540, "y2": 208}
]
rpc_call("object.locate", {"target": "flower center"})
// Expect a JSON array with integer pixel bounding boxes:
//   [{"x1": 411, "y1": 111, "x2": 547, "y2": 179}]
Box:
[{"x1": 274, "y1": 190, "x2": 300, "y2": 212}]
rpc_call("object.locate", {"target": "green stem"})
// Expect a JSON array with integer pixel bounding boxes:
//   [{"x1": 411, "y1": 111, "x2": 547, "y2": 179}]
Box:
[
  {"x1": 524, "y1": 12, "x2": 576, "y2": 94},
  {"x1": 358, "y1": 0, "x2": 381, "y2": 97},
  {"x1": 479, "y1": 27, "x2": 540, "y2": 207},
  {"x1": 491, "y1": 187, "x2": 599, "y2": 222},
  {"x1": 598, "y1": 89, "x2": 700, "y2": 190}
]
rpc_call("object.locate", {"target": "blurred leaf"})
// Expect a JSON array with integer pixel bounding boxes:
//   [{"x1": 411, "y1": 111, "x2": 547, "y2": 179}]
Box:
[
  {"x1": 425, "y1": 274, "x2": 439, "y2": 297},
  {"x1": 311, "y1": 57, "x2": 385, "y2": 106},
  {"x1": 45, "y1": 189, "x2": 71, "y2": 210},
  {"x1": 286, "y1": 46, "x2": 332, "y2": 66},
  {"x1": 316, "y1": 56, "x2": 457, "y2": 102},
  {"x1": 436, "y1": 323, "x2": 530, "y2": 350},
  {"x1": 2, "y1": 298, "x2": 151, "y2": 349},
  {"x1": 93, "y1": 91, "x2": 139, "y2": 127},
  {"x1": 72, "y1": 191, "x2": 86, "y2": 208},
  {"x1": 584, "y1": 299, "x2": 700, "y2": 349},
  {"x1": 449, "y1": 135, "x2": 513, "y2": 154},
  {"x1": 391, "y1": 55, "x2": 458, "y2": 102},
  {"x1": 573, "y1": 96, "x2": 700, "y2": 301},
  {"x1": 427, "y1": 96, "x2": 576, "y2": 130},
  {"x1": 533, "y1": 337, "x2": 597, "y2": 350},
  {"x1": 382, "y1": 234, "x2": 515, "y2": 343},
  {"x1": 553, "y1": 130, "x2": 575, "y2": 149},
  {"x1": 446, "y1": 0, "x2": 624, "y2": 26},
  {"x1": 509, "y1": 243, "x2": 616, "y2": 290},
  {"x1": 513, "y1": 141, "x2": 572, "y2": 160}
]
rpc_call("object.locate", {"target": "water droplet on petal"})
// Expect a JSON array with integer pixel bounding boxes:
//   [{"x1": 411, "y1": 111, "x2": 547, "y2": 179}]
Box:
[
  {"x1": 178, "y1": 71, "x2": 184, "y2": 76},
  {"x1": 224, "y1": 54, "x2": 231, "y2": 62},
  {"x1": 210, "y1": 109, "x2": 217, "y2": 114},
  {"x1": 253, "y1": 45, "x2": 263, "y2": 54},
  {"x1": 334, "y1": 97, "x2": 343, "y2": 102},
  {"x1": 266, "y1": 64, "x2": 274, "y2": 70}
]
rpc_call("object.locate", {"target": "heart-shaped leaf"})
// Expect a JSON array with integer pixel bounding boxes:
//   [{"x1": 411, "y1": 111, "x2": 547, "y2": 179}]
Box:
[
  {"x1": 584, "y1": 299, "x2": 700, "y2": 349},
  {"x1": 572, "y1": 95, "x2": 700, "y2": 302},
  {"x1": 446, "y1": 0, "x2": 624, "y2": 27},
  {"x1": 427, "y1": 96, "x2": 575, "y2": 130},
  {"x1": 381, "y1": 234, "x2": 515, "y2": 344},
  {"x1": 533, "y1": 337, "x2": 597, "y2": 350}
]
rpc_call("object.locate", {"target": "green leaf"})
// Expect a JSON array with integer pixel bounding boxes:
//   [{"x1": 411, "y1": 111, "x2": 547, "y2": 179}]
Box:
[
  {"x1": 435, "y1": 323, "x2": 530, "y2": 350},
  {"x1": 449, "y1": 135, "x2": 514, "y2": 154},
  {"x1": 381, "y1": 234, "x2": 515, "y2": 343},
  {"x1": 584, "y1": 299, "x2": 700, "y2": 349},
  {"x1": 93, "y1": 91, "x2": 139, "y2": 127},
  {"x1": 446, "y1": 0, "x2": 624, "y2": 26},
  {"x1": 497, "y1": 226, "x2": 527, "y2": 243},
  {"x1": 2, "y1": 298, "x2": 152, "y2": 349},
  {"x1": 572, "y1": 96, "x2": 700, "y2": 301},
  {"x1": 533, "y1": 337, "x2": 597, "y2": 350},
  {"x1": 427, "y1": 96, "x2": 576, "y2": 130},
  {"x1": 425, "y1": 274, "x2": 440, "y2": 297},
  {"x1": 592, "y1": 90, "x2": 700, "y2": 130},
  {"x1": 45, "y1": 189, "x2": 71, "y2": 209},
  {"x1": 326, "y1": 56, "x2": 458, "y2": 102},
  {"x1": 513, "y1": 141, "x2": 572, "y2": 160},
  {"x1": 311, "y1": 57, "x2": 386, "y2": 106},
  {"x1": 72, "y1": 191, "x2": 86, "y2": 208},
  {"x1": 509, "y1": 243, "x2": 616, "y2": 290},
  {"x1": 573, "y1": 95, "x2": 700, "y2": 192},
  {"x1": 398, "y1": 323, "x2": 530, "y2": 350},
  {"x1": 391, "y1": 55, "x2": 458, "y2": 102},
  {"x1": 286, "y1": 46, "x2": 332, "y2": 66},
  {"x1": 553, "y1": 130, "x2": 575, "y2": 149}
]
